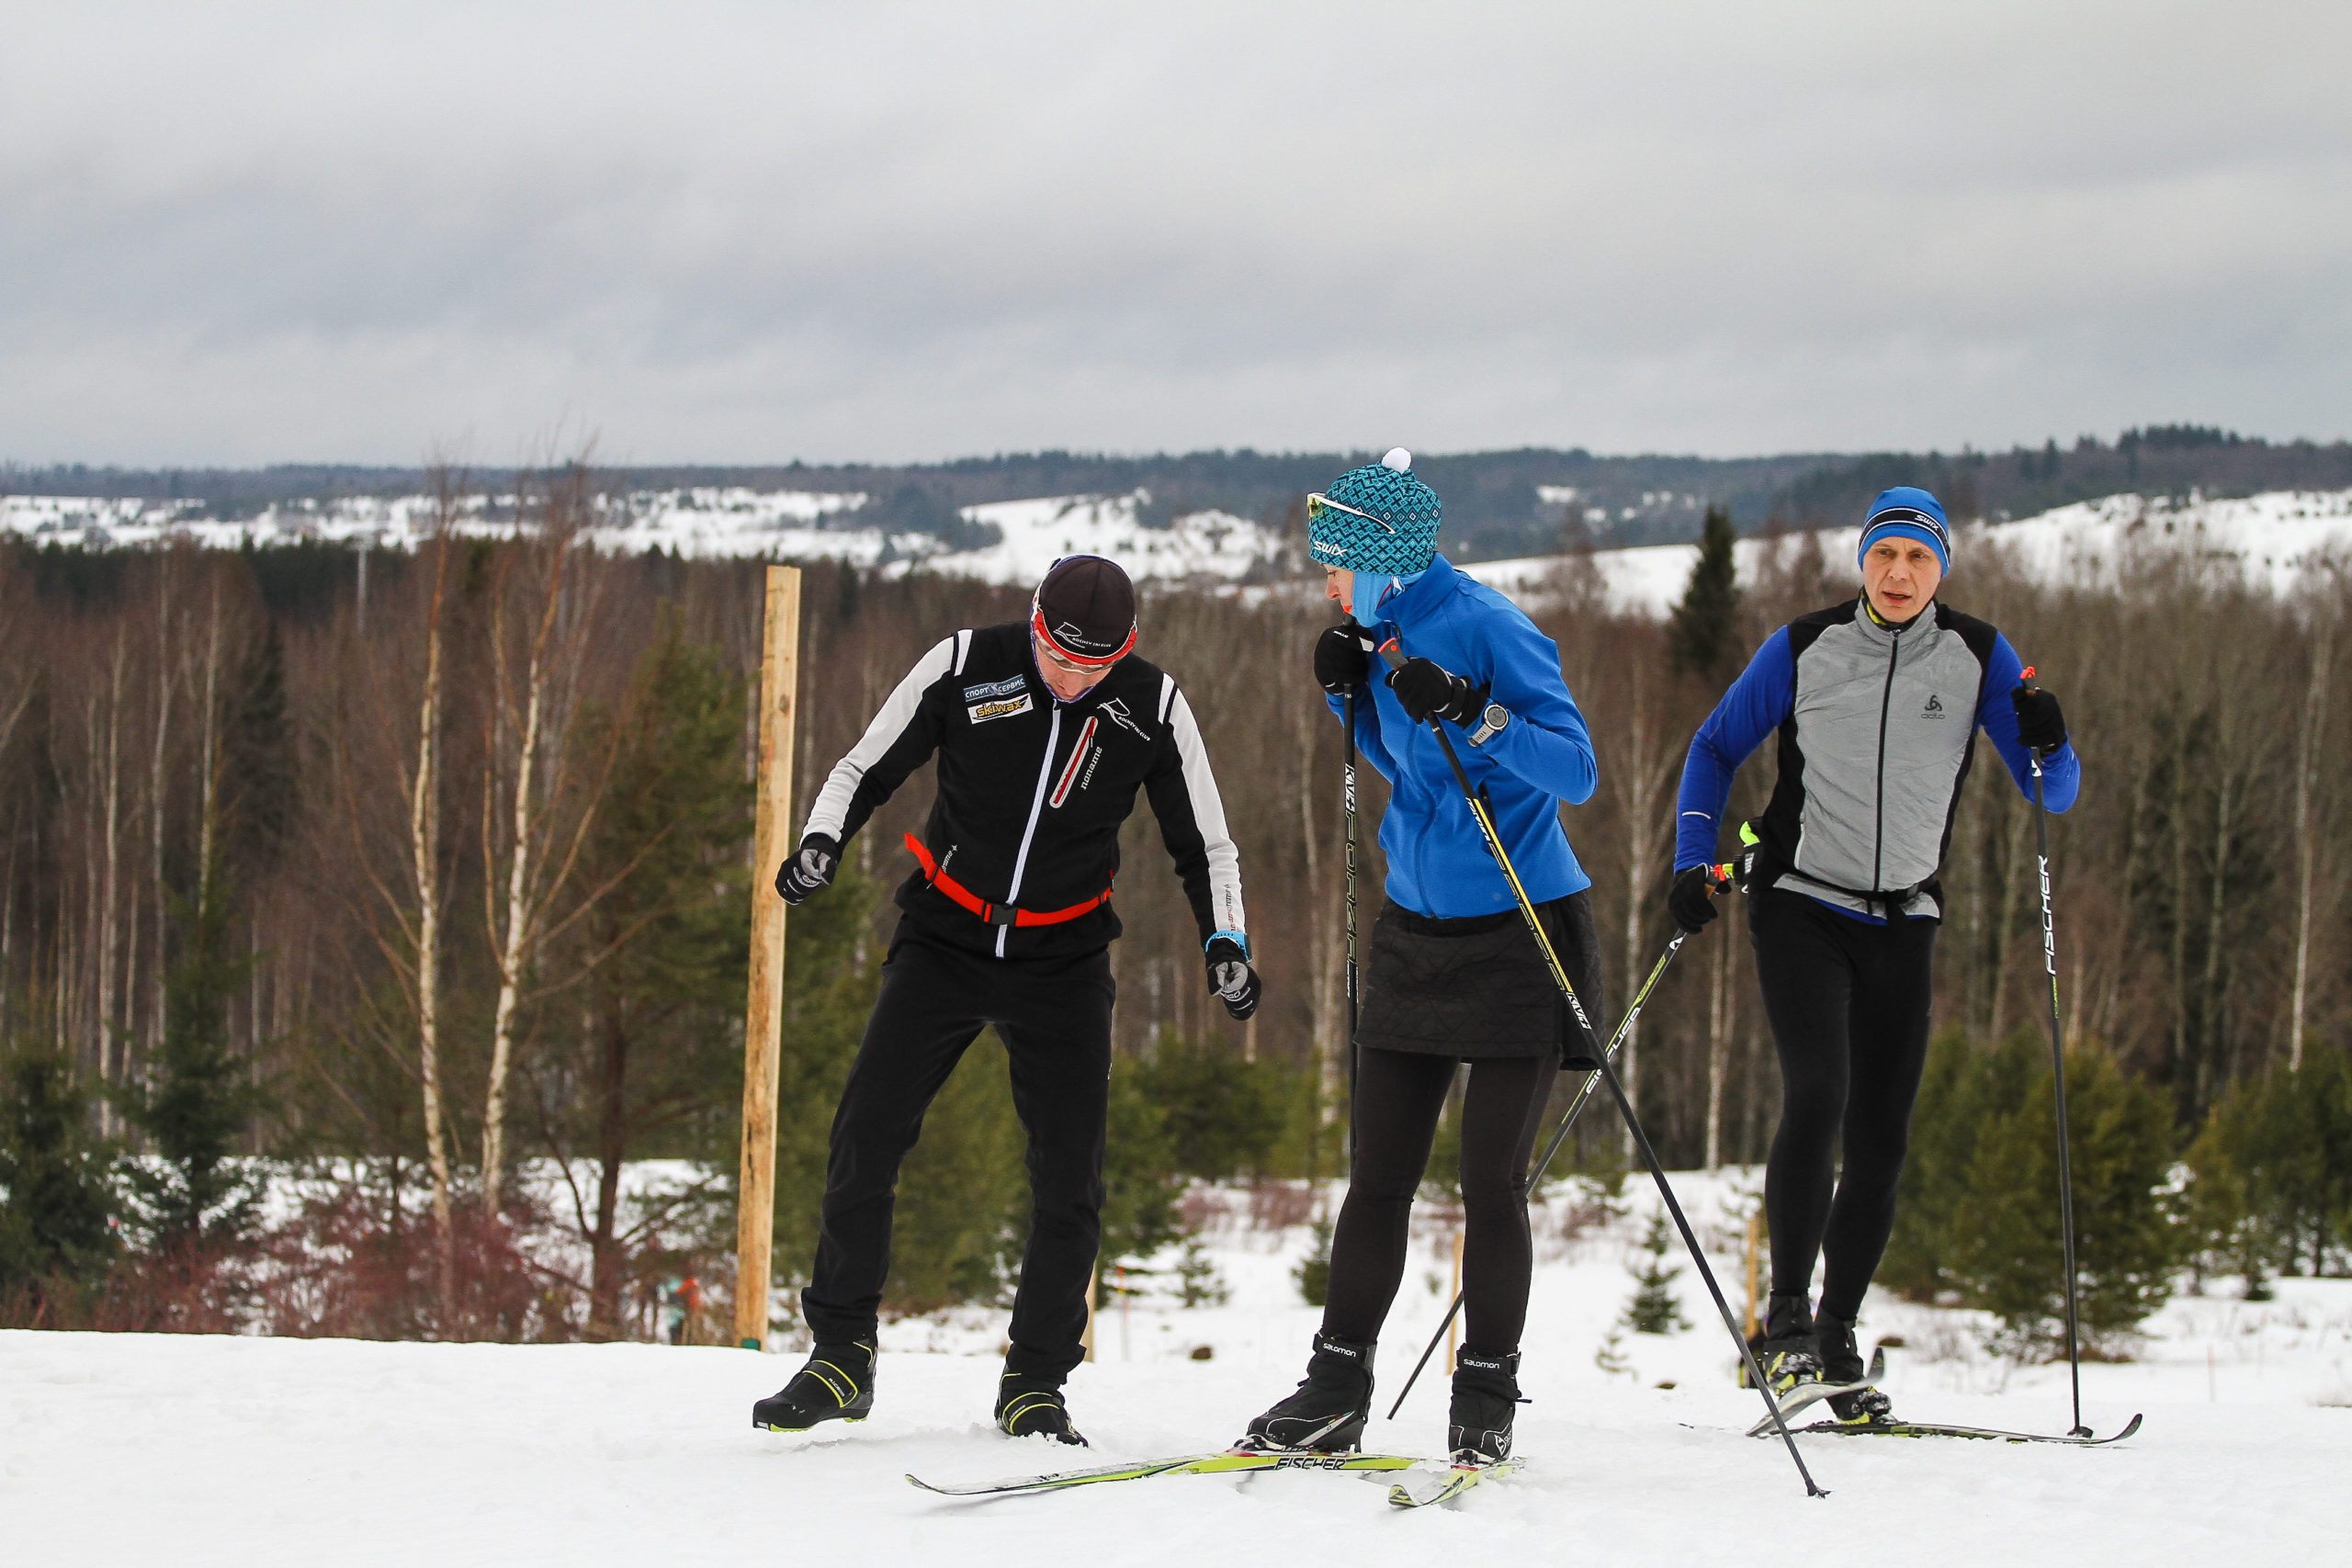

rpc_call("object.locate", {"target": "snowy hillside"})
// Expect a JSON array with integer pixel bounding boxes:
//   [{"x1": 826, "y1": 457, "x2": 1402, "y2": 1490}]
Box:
[
  {"x1": 6, "y1": 1171, "x2": 2346, "y2": 1567},
  {"x1": 9, "y1": 482, "x2": 2351, "y2": 605},
  {"x1": 0, "y1": 485, "x2": 1285, "y2": 585},
  {"x1": 1467, "y1": 488, "x2": 2352, "y2": 615}
]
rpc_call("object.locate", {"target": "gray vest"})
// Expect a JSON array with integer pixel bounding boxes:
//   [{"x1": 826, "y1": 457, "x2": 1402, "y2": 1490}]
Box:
[{"x1": 1758, "y1": 599, "x2": 1998, "y2": 919}]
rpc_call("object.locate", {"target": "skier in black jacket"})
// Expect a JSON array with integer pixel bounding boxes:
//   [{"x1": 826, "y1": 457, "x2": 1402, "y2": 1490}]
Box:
[
  {"x1": 751, "y1": 555, "x2": 1257, "y2": 1446},
  {"x1": 1667, "y1": 487, "x2": 2082, "y2": 1423}
]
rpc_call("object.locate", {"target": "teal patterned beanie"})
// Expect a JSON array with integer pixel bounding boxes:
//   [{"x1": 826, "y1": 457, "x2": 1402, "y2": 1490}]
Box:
[{"x1": 1308, "y1": 448, "x2": 1442, "y2": 576}]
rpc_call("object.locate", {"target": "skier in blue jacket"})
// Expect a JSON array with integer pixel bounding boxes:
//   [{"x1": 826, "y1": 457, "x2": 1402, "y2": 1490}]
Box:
[
  {"x1": 1238, "y1": 449, "x2": 1600, "y2": 1466},
  {"x1": 1667, "y1": 486, "x2": 2081, "y2": 1424}
]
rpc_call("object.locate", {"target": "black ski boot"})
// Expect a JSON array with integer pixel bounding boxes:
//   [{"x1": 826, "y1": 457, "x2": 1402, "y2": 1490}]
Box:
[
  {"x1": 1746, "y1": 1293, "x2": 1822, "y2": 1394},
  {"x1": 1239, "y1": 1332, "x2": 1375, "y2": 1452},
  {"x1": 995, "y1": 1374, "x2": 1087, "y2": 1446},
  {"x1": 1816, "y1": 1312, "x2": 1893, "y2": 1424},
  {"x1": 1448, "y1": 1348, "x2": 1523, "y2": 1463},
  {"x1": 752, "y1": 1339, "x2": 875, "y2": 1431}
]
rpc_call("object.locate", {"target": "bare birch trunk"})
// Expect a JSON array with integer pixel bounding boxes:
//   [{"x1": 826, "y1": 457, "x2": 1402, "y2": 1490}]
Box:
[
  {"x1": 1611, "y1": 669, "x2": 1672, "y2": 1158},
  {"x1": 149, "y1": 569, "x2": 175, "y2": 1058},
  {"x1": 2289, "y1": 612, "x2": 2332, "y2": 1072},
  {"x1": 413, "y1": 521, "x2": 457, "y2": 1311},
  {"x1": 481, "y1": 525, "x2": 575, "y2": 1221},
  {"x1": 97, "y1": 637, "x2": 125, "y2": 1136}
]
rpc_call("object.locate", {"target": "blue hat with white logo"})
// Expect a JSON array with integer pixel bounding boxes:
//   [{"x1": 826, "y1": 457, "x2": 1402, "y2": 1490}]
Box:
[
  {"x1": 1308, "y1": 448, "x2": 1442, "y2": 576},
  {"x1": 1858, "y1": 487, "x2": 1951, "y2": 571}
]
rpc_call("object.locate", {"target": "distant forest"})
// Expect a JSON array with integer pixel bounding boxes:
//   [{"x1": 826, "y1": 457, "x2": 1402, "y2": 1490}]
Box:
[{"x1": 11, "y1": 424, "x2": 2351, "y2": 564}]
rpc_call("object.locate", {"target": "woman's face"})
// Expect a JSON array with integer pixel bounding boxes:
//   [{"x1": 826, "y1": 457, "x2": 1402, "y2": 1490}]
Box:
[{"x1": 1322, "y1": 565, "x2": 1355, "y2": 615}]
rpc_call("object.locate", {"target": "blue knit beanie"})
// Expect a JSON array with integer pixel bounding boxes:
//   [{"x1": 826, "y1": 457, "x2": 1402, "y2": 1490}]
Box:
[
  {"x1": 1858, "y1": 487, "x2": 1951, "y2": 571},
  {"x1": 1308, "y1": 448, "x2": 1442, "y2": 576}
]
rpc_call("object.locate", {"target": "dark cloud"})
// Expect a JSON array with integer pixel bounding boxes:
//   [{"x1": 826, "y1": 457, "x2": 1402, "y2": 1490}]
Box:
[{"x1": 4, "y1": 1, "x2": 2346, "y2": 465}]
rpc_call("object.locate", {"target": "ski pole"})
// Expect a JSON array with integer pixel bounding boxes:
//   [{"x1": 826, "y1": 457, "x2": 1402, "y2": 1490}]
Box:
[
  {"x1": 2021, "y1": 666, "x2": 2090, "y2": 1438},
  {"x1": 1385, "y1": 898, "x2": 1725, "y2": 1417},
  {"x1": 1343, "y1": 669, "x2": 1361, "y2": 1167},
  {"x1": 1377, "y1": 643, "x2": 1826, "y2": 1497}
]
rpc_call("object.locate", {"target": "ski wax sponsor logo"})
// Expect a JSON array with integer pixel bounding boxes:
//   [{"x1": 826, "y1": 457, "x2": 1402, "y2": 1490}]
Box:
[
  {"x1": 963, "y1": 675, "x2": 1026, "y2": 702},
  {"x1": 1922, "y1": 693, "x2": 1946, "y2": 717},
  {"x1": 1050, "y1": 716, "x2": 1100, "y2": 807},
  {"x1": 968, "y1": 693, "x2": 1035, "y2": 724},
  {"x1": 1096, "y1": 697, "x2": 1151, "y2": 741}
]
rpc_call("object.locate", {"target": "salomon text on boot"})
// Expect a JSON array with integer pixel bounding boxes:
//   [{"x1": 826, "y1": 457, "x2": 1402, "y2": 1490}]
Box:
[
  {"x1": 1239, "y1": 1332, "x2": 1375, "y2": 1452},
  {"x1": 1448, "y1": 1349, "x2": 1523, "y2": 1463},
  {"x1": 996, "y1": 1373, "x2": 1087, "y2": 1446},
  {"x1": 1815, "y1": 1312, "x2": 1893, "y2": 1424},
  {"x1": 1747, "y1": 1293, "x2": 1822, "y2": 1393},
  {"x1": 752, "y1": 1339, "x2": 876, "y2": 1431}
]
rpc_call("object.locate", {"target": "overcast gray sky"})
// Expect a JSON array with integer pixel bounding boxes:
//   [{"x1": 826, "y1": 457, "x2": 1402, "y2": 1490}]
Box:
[{"x1": 4, "y1": 1, "x2": 2347, "y2": 467}]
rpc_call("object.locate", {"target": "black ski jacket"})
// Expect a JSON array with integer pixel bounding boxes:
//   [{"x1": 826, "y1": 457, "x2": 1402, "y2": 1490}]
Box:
[{"x1": 803, "y1": 623, "x2": 1248, "y2": 960}]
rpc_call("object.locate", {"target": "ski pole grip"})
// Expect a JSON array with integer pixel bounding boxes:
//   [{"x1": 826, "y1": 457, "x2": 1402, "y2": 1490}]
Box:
[
  {"x1": 2019, "y1": 664, "x2": 2038, "y2": 692},
  {"x1": 1378, "y1": 637, "x2": 1406, "y2": 671},
  {"x1": 1709, "y1": 863, "x2": 1734, "y2": 892}
]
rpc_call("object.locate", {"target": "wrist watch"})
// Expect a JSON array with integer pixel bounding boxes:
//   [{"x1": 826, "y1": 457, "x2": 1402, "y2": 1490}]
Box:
[{"x1": 1469, "y1": 701, "x2": 1510, "y2": 747}]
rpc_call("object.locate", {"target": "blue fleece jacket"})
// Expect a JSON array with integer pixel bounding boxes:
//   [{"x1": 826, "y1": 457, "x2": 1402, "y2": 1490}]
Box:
[{"x1": 1333, "y1": 555, "x2": 1599, "y2": 918}]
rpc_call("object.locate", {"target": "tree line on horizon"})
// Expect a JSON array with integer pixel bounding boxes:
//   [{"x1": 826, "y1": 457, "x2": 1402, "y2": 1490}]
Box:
[
  {"x1": 10, "y1": 423, "x2": 2349, "y2": 561},
  {"x1": 1, "y1": 478, "x2": 2348, "y2": 1348}
]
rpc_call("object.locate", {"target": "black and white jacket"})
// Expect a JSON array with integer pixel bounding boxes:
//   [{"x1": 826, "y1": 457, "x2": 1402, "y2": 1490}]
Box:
[{"x1": 804, "y1": 623, "x2": 1248, "y2": 960}]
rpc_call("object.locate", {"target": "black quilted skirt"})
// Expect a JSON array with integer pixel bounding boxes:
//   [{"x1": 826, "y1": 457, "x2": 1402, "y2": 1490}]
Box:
[{"x1": 1355, "y1": 890, "x2": 1606, "y2": 1064}]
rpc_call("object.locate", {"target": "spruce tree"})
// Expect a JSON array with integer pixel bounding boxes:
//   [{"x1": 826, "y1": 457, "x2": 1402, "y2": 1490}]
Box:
[
  {"x1": 1668, "y1": 505, "x2": 1742, "y2": 682},
  {"x1": 1951, "y1": 1045, "x2": 2180, "y2": 1356},
  {"x1": 1623, "y1": 1211, "x2": 1690, "y2": 1334},
  {"x1": 125, "y1": 867, "x2": 267, "y2": 1247},
  {"x1": 0, "y1": 1036, "x2": 119, "y2": 1294},
  {"x1": 570, "y1": 614, "x2": 753, "y2": 1333}
]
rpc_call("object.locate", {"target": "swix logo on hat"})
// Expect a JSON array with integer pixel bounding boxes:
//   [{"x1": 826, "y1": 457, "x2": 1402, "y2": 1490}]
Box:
[{"x1": 1032, "y1": 555, "x2": 1138, "y2": 667}]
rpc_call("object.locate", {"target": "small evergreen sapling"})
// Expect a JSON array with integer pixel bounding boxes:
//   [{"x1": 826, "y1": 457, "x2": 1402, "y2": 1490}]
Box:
[
  {"x1": 0, "y1": 1037, "x2": 119, "y2": 1295},
  {"x1": 1295, "y1": 1216, "x2": 1334, "y2": 1307},
  {"x1": 1623, "y1": 1211, "x2": 1690, "y2": 1335}
]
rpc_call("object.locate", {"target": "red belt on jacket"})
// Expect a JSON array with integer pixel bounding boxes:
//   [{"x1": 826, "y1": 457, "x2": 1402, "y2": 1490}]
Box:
[{"x1": 905, "y1": 834, "x2": 1113, "y2": 928}]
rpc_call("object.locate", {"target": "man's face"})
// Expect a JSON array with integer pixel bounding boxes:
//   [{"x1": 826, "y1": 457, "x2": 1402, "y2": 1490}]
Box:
[
  {"x1": 1322, "y1": 564, "x2": 1355, "y2": 615},
  {"x1": 1860, "y1": 537, "x2": 1944, "y2": 624},
  {"x1": 1034, "y1": 634, "x2": 1117, "y2": 701}
]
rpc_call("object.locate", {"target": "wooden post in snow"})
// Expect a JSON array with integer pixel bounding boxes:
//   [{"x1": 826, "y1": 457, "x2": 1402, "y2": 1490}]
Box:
[{"x1": 734, "y1": 566, "x2": 801, "y2": 1350}]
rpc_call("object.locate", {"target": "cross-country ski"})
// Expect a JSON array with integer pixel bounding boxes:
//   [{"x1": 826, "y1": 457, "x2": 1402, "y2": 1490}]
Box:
[
  {"x1": 905, "y1": 1448, "x2": 1423, "y2": 1498},
  {"x1": 1786, "y1": 1414, "x2": 2146, "y2": 1447}
]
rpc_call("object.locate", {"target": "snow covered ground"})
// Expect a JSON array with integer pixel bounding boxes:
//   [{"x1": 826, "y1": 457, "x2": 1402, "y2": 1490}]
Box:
[{"x1": 6, "y1": 1170, "x2": 2346, "y2": 1565}]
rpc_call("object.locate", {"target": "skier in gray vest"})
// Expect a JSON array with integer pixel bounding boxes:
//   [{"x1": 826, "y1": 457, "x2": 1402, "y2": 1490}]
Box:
[{"x1": 1666, "y1": 487, "x2": 2080, "y2": 1423}]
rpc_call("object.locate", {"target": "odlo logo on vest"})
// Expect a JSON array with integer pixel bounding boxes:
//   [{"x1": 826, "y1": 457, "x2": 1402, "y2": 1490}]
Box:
[{"x1": 1922, "y1": 694, "x2": 1946, "y2": 718}]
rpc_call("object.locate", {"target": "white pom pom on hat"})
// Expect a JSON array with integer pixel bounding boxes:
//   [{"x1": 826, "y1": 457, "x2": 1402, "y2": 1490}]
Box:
[{"x1": 1382, "y1": 447, "x2": 1412, "y2": 471}]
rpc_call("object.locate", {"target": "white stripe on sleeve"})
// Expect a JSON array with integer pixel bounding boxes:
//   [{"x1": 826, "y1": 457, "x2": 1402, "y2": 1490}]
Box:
[
  {"x1": 1166, "y1": 687, "x2": 1246, "y2": 937},
  {"x1": 803, "y1": 635, "x2": 957, "y2": 841}
]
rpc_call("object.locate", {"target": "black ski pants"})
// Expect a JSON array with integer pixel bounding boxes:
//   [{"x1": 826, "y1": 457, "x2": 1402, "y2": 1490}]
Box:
[
  {"x1": 1321, "y1": 1049, "x2": 1559, "y2": 1358},
  {"x1": 800, "y1": 921, "x2": 1114, "y2": 1382},
  {"x1": 1748, "y1": 886, "x2": 1938, "y2": 1323}
]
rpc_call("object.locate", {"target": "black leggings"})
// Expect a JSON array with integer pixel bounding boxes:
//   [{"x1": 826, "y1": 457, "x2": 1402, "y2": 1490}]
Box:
[
  {"x1": 1322, "y1": 1049, "x2": 1558, "y2": 1357},
  {"x1": 1749, "y1": 888, "x2": 1938, "y2": 1322}
]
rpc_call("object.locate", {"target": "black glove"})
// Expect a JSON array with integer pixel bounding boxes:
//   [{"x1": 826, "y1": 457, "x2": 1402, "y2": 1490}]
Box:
[
  {"x1": 2012, "y1": 684, "x2": 2068, "y2": 756},
  {"x1": 1314, "y1": 622, "x2": 1374, "y2": 695},
  {"x1": 775, "y1": 833, "x2": 840, "y2": 905},
  {"x1": 1387, "y1": 656, "x2": 1487, "y2": 726},
  {"x1": 1205, "y1": 935, "x2": 1261, "y2": 1021},
  {"x1": 1667, "y1": 863, "x2": 1724, "y2": 933}
]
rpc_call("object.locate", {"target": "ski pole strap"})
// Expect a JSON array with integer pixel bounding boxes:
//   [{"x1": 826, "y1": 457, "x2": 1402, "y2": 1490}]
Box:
[{"x1": 904, "y1": 834, "x2": 1113, "y2": 928}]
